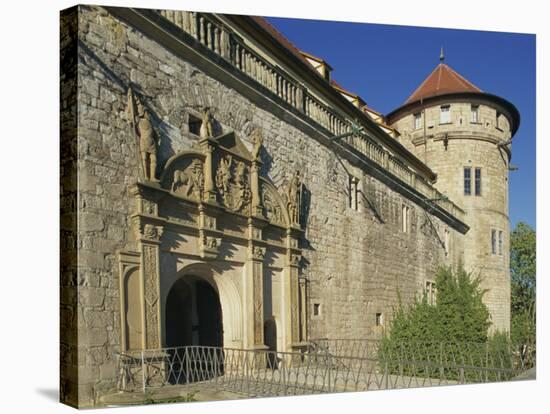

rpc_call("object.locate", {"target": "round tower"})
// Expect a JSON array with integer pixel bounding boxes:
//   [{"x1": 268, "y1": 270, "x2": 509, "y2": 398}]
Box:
[{"x1": 386, "y1": 56, "x2": 520, "y2": 333}]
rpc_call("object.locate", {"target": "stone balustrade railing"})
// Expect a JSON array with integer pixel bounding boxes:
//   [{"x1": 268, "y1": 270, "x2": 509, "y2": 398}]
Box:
[{"x1": 155, "y1": 9, "x2": 465, "y2": 223}]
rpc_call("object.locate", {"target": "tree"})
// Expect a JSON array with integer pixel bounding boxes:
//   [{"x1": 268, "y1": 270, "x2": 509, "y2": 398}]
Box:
[{"x1": 510, "y1": 222, "x2": 536, "y2": 344}]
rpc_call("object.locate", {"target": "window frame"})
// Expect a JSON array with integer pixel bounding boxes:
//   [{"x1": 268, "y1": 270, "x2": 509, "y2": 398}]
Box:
[
  {"x1": 440, "y1": 105, "x2": 451, "y2": 124},
  {"x1": 498, "y1": 230, "x2": 503, "y2": 255},
  {"x1": 413, "y1": 112, "x2": 422, "y2": 130},
  {"x1": 464, "y1": 167, "x2": 472, "y2": 196},
  {"x1": 471, "y1": 104, "x2": 480, "y2": 123},
  {"x1": 474, "y1": 167, "x2": 482, "y2": 196},
  {"x1": 491, "y1": 229, "x2": 497, "y2": 255}
]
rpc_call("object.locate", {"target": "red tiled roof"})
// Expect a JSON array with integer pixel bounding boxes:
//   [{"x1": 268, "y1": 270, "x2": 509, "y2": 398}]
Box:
[{"x1": 405, "y1": 63, "x2": 482, "y2": 104}]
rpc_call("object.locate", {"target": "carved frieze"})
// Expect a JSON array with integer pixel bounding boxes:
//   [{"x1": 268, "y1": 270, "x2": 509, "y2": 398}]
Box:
[
  {"x1": 215, "y1": 155, "x2": 251, "y2": 213},
  {"x1": 141, "y1": 199, "x2": 157, "y2": 216}
]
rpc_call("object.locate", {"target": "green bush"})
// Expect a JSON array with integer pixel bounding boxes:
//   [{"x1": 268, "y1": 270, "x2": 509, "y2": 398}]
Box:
[{"x1": 378, "y1": 265, "x2": 515, "y2": 382}]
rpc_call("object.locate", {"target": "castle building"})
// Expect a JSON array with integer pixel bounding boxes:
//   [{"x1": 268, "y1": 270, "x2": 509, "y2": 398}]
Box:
[{"x1": 60, "y1": 5, "x2": 518, "y2": 407}]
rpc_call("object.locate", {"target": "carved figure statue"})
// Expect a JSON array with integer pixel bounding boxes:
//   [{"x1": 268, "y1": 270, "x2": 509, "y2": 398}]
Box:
[
  {"x1": 199, "y1": 107, "x2": 214, "y2": 139},
  {"x1": 216, "y1": 155, "x2": 232, "y2": 196},
  {"x1": 251, "y1": 129, "x2": 263, "y2": 160},
  {"x1": 127, "y1": 88, "x2": 158, "y2": 181},
  {"x1": 287, "y1": 170, "x2": 302, "y2": 225}
]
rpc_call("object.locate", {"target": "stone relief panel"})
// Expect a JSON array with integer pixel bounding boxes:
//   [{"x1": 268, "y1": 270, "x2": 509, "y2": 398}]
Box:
[
  {"x1": 171, "y1": 159, "x2": 204, "y2": 201},
  {"x1": 215, "y1": 154, "x2": 251, "y2": 214},
  {"x1": 162, "y1": 155, "x2": 205, "y2": 202},
  {"x1": 260, "y1": 181, "x2": 286, "y2": 226}
]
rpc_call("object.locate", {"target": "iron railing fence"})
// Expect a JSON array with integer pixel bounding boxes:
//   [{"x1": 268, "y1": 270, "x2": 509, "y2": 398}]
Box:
[
  {"x1": 308, "y1": 338, "x2": 536, "y2": 382},
  {"x1": 116, "y1": 340, "x2": 535, "y2": 397}
]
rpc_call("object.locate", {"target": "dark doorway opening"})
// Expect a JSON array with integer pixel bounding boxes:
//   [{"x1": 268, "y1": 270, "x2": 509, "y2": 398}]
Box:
[
  {"x1": 264, "y1": 318, "x2": 278, "y2": 369},
  {"x1": 165, "y1": 276, "x2": 223, "y2": 383}
]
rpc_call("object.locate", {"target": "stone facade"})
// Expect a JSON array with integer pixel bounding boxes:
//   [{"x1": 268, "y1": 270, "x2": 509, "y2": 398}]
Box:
[{"x1": 60, "y1": 5, "x2": 513, "y2": 408}]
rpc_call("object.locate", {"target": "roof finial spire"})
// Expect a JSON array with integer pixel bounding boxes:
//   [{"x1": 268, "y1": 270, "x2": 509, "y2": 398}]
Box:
[{"x1": 439, "y1": 46, "x2": 445, "y2": 63}]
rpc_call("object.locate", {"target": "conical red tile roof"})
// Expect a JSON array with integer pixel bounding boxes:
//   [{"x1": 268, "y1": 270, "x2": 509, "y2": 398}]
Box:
[{"x1": 405, "y1": 63, "x2": 482, "y2": 104}]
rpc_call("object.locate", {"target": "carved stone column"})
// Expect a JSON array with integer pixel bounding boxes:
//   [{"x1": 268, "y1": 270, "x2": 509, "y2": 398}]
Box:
[
  {"x1": 200, "y1": 138, "x2": 218, "y2": 204},
  {"x1": 298, "y1": 276, "x2": 308, "y2": 342},
  {"x1": 243, "y1": 218, "x2": 268, "y2": 350},
  {"x1": 139, "y1": 224, "x2": 163, "y2": 349},
  {"x1": 282, "y1": 228, "x2": 302, "y2": 351}
]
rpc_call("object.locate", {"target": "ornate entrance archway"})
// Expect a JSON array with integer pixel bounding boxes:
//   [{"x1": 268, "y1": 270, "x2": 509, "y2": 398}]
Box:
[{"x1": 118, "y1": 112, "x2": 308, "y2": 354}]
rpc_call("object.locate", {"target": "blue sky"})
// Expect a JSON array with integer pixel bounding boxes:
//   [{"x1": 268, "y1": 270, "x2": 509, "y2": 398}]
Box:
[{"x1": 267, "y1": 17, "x2": 536, "y2": 229}]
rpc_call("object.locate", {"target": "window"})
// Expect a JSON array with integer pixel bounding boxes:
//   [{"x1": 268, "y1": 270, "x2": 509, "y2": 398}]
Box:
[
  {"x1": 425, "y1": 281, "x2": 436, "y2": 305},
  {"x1": 491, "y1": 229, "x2": 497, "y2": 254},
  {"x1": 475, "y1": 168, "x2": 482, "y2": 196},
  {"x1": 444, "y1": 229, "x2": 450, "y2": 257},
  {"x1": 188, "y1": 114, "x2": 201, "y2": 135},
  {"x1": 464, "y1": 167, "x2": 472, "y2": 196},
  {"x1": 471, "y1": 105, "x2": 479, "y2": 123},
  {"x1": 402, "y1": 204, "x2": 409, "y2": 233},
  {"x1": 496, "y1": 111, "x2": 502, "y2": 129},
  {"x1": 375, "y1": 313, "x2": 384, "y2": 326},
  {"x1": 313, "y1": 303, "x2": 321, "y2": 316},
  {"x1": 440, "y1": 105, "x2": 451, "y2": 124},
  {"x1": 348, "y1": 175, "x2": 359, "y2": 211},
  {"x1": 498, "y1": 231, "x2": 503, "y2": 255},
  {"x1": 414, "y1": 112, "x2": 422, "y2": 130}
]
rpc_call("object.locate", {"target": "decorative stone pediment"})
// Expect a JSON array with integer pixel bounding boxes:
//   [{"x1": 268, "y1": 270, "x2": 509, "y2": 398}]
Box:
[
  {"x1": 160, "y1": 150, "x2": 206, "y2": 202},
  {"x1": 212, "y1": 131, "x2": 254, "y2": 161}
]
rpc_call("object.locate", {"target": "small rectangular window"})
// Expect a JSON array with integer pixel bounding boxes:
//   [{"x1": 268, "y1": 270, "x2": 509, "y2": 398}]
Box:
[
  {"x1": 375, "y1": 313, "x2": 383, "y2": 326},
  {"x1": 471, "y1": 105, "x2": 479, "y2": 123},
  {"x1": 498, "y1": 231, "x2": 503, "y2": 255},
  {"x1": 491, "y1": 229, "x2": 497, "y2": 254},
  {"x1": 402, "y1": 204, "x2": 409, "y2": 233},
  {"x1": 475, "y1": 168, "x2": 482, "y2": 196},
  {"x1": 188, "y1": 114, "x2": 202, "y2": 135},
  {"x1": 444, "y1": 229, "x2": 450, "y2": 257},
  {"x1": 496, "y1": 111, "x2": 502, "y2": 129},
  {"x1": 414, "y1": 112, "x2": 422, "y2": 130},
  {"x1": 313, "y1": 303, "x2": 321, "y2": 316},
  {"x1": 425, "y1": 281, "x2": 436, "y2": 305},
  {"x1": 464, "y1": 167, "x2": 472, "y2": 196},
  {"x1": 348, "y1": 176, "x2": 359, "y2": 211},
  {"x1": 440, "y1": 105, "x2": 451, "y2": 124}
]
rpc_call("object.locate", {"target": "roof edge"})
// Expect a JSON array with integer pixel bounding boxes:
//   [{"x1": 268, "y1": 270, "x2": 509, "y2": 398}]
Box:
[{"x1": 387, "y1": 91, "x2": 520, "y2": 137}]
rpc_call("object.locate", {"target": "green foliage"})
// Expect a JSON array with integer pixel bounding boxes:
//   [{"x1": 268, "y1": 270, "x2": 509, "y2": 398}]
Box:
[
  {"x1": 510, "y1": 222, "x2": 536, "y2": 345},
  {"x1": 382, "y1": 265, "x2": 491, "y2": 345},
  {"x1": 378, "y1": 265, "x2": 512, "y2": 381}
]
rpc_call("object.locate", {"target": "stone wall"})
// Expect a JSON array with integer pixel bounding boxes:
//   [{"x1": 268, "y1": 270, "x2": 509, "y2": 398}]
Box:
[
  {"x1": 65, "y1": 5, "x2": 466, "y2": 407},
  {"x1": 60, "y1": 6, "x2": 79, "y2": 408}
]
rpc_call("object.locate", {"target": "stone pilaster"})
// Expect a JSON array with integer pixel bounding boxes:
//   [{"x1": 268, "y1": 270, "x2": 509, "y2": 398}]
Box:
[
  {"x1": 139, "y1": 225, "x2": 163, "y2": 349},
  {"x1": 243, "y1": 218, "x2": 268, "y2": 349},
  {"x1": 282, "y1": 228, "x2": 302, "y2": 351}
]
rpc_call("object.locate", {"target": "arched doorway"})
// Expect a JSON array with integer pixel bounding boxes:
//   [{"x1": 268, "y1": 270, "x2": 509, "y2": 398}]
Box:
[
  {"x1": 165, "y1": 275, "x2": 223, "y2": 383},
  {"x1": 264, "y1": 318, "x2": 278, "y2": 369}
]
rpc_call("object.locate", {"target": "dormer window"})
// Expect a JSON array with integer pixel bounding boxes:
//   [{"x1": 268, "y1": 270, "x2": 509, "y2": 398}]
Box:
[{"x1": 440, "y1": 105, "x2": 451, "y2": 124}]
